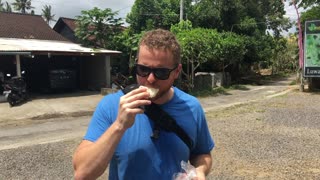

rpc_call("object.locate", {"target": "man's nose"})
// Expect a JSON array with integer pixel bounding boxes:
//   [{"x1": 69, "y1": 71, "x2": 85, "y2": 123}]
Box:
[{"x1": 147, "y1": 72, "x2": 157, "y2": 83}]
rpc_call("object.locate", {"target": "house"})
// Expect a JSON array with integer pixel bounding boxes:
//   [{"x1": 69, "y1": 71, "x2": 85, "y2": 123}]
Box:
[
  {"x1": 53, "y1": 17, "x2": 127, "y2": 43},
  {"x1": 0, "y1": 12, "x2": 121, "y2": 93},
  {"x1": 53, "y1": 17, "x2": 78, "y2": 43},
  {"x1": 53, "y1": 17, "x2": 130, "y2": 76}
]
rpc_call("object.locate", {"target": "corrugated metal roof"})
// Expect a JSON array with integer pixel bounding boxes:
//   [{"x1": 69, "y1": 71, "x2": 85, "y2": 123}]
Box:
[{"x1": 0, "y1": 38, "x2": 121, "y2": 55}]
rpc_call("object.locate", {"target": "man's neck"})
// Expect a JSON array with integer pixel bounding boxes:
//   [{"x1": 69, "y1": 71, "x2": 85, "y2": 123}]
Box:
[{"x1": 152, "y1": 87, "x2": 174, "y2": 105}]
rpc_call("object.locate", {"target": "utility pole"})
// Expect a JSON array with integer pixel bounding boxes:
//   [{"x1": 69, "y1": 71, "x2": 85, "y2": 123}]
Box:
[{"x1": 180, "y1": 0, "x2": 183, "y2": 21}]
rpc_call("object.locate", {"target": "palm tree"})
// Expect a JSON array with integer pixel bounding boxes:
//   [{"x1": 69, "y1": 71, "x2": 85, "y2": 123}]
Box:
[
  {"x1": 0, "y1": 1, "x2": 12, "y2": 12},
  {"x1": 0, "y1": 0, "x2": 4, "y2": 11},
  {"x1": 12, "y1": 0, "x2": 34, "y2": 14},
  {"x1": 42, "y1": 5, "x2": 56, "y2": 24},
  {"x1": 5, "y1": 2, "x2": 12, "y2": 12}
]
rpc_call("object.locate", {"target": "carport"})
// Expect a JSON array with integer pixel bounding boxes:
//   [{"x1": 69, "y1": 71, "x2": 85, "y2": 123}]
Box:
[{"x1": 0, "y1": 38, "x2": 121, "y2": 92}]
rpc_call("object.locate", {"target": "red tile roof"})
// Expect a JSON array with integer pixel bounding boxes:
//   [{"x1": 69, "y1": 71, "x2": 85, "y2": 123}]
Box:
[
  {"x1": 61, "y1": 17, "x2": 77, "y2": 31},
  {"x1": 0, "y1": 12, "x2": 68, "y2": 41},
  {"x1": 53, "y1": 17, "x2": 77, "y2": 33}
]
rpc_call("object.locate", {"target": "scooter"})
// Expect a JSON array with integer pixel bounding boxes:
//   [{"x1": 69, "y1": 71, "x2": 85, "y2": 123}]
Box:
[{"x1": 2, "y1": 75, "x2": 28, "y2": 107}]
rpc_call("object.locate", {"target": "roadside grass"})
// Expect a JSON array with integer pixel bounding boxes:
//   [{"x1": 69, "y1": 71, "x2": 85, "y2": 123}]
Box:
[
  {"x1": 289, "y1": 79, "x2": 297, "y2": 85},
  {"x1": 191, "y1": 84, "x2": 249, "y2": 97},
  {"x1": 260, "y1": 71, "x2": 294, "y2": 82},
  {"x1": 228, "y1": 84, "x2": 249, "y2": 90},
  {"x1": 190, "y1": 87, "x2": 228, "y2": 97},
  {"x1": 206, "y1": 102, "x2": 265, "y2": 119},
  {"x1": 191, "y1": 71, "x2": 295, "y2": 97},
  {"x1": 205, "y1": 93, "x2": 294, "y2": 121}
]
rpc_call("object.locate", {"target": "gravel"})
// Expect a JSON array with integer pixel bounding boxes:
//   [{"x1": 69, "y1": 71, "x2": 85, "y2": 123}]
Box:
[
  {"x1": 0, "y1": 138, "x2": 78, "y2": 180},
  {"x1": 206, "y1": 90, "x2": 320, "y2": 179}
]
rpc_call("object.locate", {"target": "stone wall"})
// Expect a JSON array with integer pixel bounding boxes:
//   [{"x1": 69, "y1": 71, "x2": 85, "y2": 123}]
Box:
[{"x1": 194, "y1": 72, "x2": 231, "y2": 91}]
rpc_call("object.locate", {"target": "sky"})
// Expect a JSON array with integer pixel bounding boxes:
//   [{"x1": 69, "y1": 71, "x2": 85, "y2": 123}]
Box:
[
  {"x1": 284, "y1": 1, "x2": 299, "y2": 35},
  {"x1": 5, "y1": 0, "x2": 135, "y2": 26},
  {"x1": 5, "y1": 0, "x2": 300, "y2": 33},
  {"x1": 284, "y1": 1, "x2": 299, "y2": 21}
]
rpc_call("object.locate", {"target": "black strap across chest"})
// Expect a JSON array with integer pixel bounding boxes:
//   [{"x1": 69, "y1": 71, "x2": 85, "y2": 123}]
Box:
[
  {"x1": 144, "y1": 103, "x2": 193, "y2": 150},
  {"x1": 122, "y1": 84, "x2": 193, "y2": 150}
]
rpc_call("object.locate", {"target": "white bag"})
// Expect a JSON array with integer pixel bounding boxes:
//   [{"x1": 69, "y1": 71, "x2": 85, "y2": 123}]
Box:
[{"x1": 172, "y1": 161, "x2": 197, "y2": 180}]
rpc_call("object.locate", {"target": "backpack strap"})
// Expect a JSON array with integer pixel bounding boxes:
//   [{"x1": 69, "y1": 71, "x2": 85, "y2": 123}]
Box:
[
  {"x1": 144, "y1": 103, "x2": 193, "y2": 150},
  {"x1": 121, "y1": 84, "x2": 193, "y2": 150}
]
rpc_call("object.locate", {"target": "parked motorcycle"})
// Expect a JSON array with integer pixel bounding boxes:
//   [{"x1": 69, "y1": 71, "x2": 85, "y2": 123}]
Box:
[{"x1": 2, "y1": 76, "x2": 28, "y2": 107}]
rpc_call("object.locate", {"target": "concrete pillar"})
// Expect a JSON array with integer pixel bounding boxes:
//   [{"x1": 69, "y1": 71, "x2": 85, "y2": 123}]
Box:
[
  {"x1": 16, "y1": 55, "x2": 21, "y2": 77},
  {"x1": 105, "y1": 55, "x2": 111, "y2": 87}
]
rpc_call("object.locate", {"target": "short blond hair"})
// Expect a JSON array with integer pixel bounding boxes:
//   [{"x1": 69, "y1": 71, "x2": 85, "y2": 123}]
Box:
[{"x1": 138, "y1": 29, "x2": 181, "y2": 64}]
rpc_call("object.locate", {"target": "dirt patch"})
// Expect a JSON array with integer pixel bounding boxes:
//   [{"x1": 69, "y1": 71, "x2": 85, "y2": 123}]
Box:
[
  {"x1": 31, "y1": 111, "x2": 93, "y2": 120},
  {"x1": 0, "y1": 111, "x2": 93, "y2": 128}
]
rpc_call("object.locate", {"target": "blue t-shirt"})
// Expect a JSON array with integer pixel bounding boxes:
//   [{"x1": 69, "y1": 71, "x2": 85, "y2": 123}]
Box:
[{"x1": 84, "y1": 87, "x2": 214, "y2": 180}]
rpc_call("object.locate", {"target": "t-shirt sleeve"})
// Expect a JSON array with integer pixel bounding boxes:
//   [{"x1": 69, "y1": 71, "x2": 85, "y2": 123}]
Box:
[
  {"x1": 192, "y1": 104, "x2": 215, "y2": 155},
  {"x1": 84, "y1": 93, "x2": 120, "y2": 142}
]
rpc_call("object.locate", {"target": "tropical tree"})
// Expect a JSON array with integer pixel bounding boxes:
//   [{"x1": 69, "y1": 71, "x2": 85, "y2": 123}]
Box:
[
  {"x1": 4, "y1": 2, "x2": 12, "y2": 12},
  {"x1": 187, "y1": 0, "x2": 222, "y2": 29},
  {"x1": 175, "y1": 27, "x2": 246, "y2": 89},
  {"x1": 186, "y1": 0, "x2": 289, "y2": 36},
  {"x1": 75, "y1": 7, "x2": 123, "y2": 49},
  {"x1": 5, "y1": 2, "x2": 12, "y2": 12},
  {"x1": 300, "y1": 5, "x2": 320, "y2": 28},
  {"x1": 170, "y1": 20, "x2": 193, "y2": 34},
  {"x1": 126, "y1": 0, "x2": 182, "y2": 33},
  {"x1": 216, "y1": 32, "x2": 246, "y2": 79},
  {"x1": 0, "y1": 0, "x2": 4, "y2": 11},
  {"x1": 296, "y1": 0, "x2": 320, "y2": 8},
  {"x1": 271, "y1": 37, "x2": 298, "y2": 73},
  {"x1": 126, "y1": 0, "x2": 161, "y2": 33},
  {"x1": 112, "y1": 29, "x2": 143, "y2": 67},
  {"x1": 263, "y1": 0, "x2": 291, "y2": 37},
  {"x1": 12, "y1": 0, "x2": 34, "y2": 14},
  {"x1": 0, "y1": 1, "x2": 12, "y2": 12},
  {"x1": 42, "y1": 5, "x2": 56, "y2": 25},
  {"x1": 176, "y1": 28, "x2": 220, "y2": 88}
]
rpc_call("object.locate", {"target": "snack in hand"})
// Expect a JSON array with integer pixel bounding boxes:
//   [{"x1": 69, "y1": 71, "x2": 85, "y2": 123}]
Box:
[{"x1": 140, "y1": 86, "x2": 159, "y2": 98}]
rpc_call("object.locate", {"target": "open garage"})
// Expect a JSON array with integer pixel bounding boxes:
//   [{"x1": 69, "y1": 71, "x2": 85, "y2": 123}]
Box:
[{"x1": 0, "y1": 38, "x2": 121, "y2": 94}]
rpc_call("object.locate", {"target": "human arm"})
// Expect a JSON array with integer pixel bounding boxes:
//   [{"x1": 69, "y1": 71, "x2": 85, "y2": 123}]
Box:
[
  {"x1": 189, "y1": 102, "x2": 214, "y2": 180},
  {"x1": 189, "y1": 153, "x2": 212, "y2": 180},
  {"x1": 72, "y1": 87, "x2": 151, "y2": 180}
]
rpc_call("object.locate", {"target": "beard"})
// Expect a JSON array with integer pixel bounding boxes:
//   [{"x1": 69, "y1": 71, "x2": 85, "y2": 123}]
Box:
[{"x1": 150, "y1": 85, "x2": 173, "y2": 103}]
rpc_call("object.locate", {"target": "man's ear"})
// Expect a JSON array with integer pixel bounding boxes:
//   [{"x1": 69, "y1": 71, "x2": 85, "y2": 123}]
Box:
[{"x1": 174, "y1": 64, "x2": 182, "y2": 79}]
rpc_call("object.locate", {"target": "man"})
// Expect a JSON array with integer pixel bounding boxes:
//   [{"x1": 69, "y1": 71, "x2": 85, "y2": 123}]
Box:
[{"x1": 73, "y1": 29, "x2": 214, "y2": 180}]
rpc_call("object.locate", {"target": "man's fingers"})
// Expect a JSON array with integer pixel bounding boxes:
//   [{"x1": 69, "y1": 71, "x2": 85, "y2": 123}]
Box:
[
  {"x1": 124, "y1": 87, "x2": 149, "y2": 101},
  {"x1": 122, "y1": 99, "x2": 151, "y2": 110},
  {"x1": 120, "y1": 88, "x2": 150, "y2": 107}
]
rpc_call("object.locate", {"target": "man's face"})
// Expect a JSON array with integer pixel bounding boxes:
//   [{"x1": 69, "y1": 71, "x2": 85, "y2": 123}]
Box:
[{"x1": 136, "y1": 45, "x2": 181, "y2": 101}]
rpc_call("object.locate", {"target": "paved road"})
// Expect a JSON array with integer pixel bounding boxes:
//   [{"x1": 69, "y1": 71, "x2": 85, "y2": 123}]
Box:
[
  {"x1": 0, "y1": 117, "x2": 88, "y2": 151},
  {"x1": 198, "y1": 76, "x2": 296, "y2": 112},
  {"x1": 0, "y1": 76, "x2": 296, "y2": 151},
  {"x1": 0, "y1": 75, "x2": 300, "y2": 179}
]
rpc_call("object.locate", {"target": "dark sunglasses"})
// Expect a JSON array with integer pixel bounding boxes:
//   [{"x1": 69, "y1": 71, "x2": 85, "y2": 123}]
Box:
[{"x1": 134, "y1": 64, "x2": 178, "y2": 80}]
